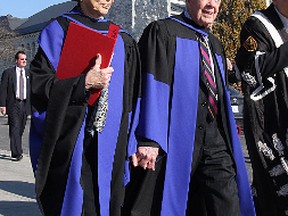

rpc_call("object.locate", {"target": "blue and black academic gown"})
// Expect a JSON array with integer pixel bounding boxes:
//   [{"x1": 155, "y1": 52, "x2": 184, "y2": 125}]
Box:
[
  {"x1": 29, "y1": 8, "x2": 141, "y2": 216},
  {"x1": 133, "y1": 15, "x2": 255, "y2": 216}
]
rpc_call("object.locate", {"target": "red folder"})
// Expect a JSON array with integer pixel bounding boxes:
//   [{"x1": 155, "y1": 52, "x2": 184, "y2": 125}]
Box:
[{"x1": 56, "y1": 22, "x2": 120, "y2": 106}]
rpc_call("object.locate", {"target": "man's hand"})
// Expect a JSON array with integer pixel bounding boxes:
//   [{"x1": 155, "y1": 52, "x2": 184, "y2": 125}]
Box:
[
  {"x1": 0, "y1": 107, "x2": 6, "y2": 116},
  {"x1": 131, "y1": 146, "x2": 159, "y2": 171},
  {"x1": 85, "y1": 54, "x2": 114, "y2": 90},
  {"x1": 226, "y1": 58, "x2": 233, "y2": 71}
]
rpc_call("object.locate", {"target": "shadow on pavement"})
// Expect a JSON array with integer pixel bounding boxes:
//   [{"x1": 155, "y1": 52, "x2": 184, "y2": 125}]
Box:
[
  {"x1": 0, "y1": 181, "x2": 35, "y2": 200},
  {"x1": 0, "y1": 154, "x2": 28, "y2": 162},
  {"x1": 0, "y1": 201, "x2": 41, "y2": 216},
  {"x1": 0, "y1": 116, "x2": 8, "y2": 125},
  {"x1": 0, "y1": 153, "x2": 13, "y2": 161}
]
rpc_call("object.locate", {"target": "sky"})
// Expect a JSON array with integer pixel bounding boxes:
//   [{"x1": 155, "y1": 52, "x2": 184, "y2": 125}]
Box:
[{"x1": 0, "y1": 0, "x2": 69, "y2": 18}]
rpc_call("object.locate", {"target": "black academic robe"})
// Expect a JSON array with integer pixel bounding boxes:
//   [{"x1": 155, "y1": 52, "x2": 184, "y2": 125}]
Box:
[
  {"x1": 124, "y1": 14, "x2": 255, "y2": 216},
  {"x1": 236, "y1": 4, "x2": 288, "y2": 216},
  {"x1": 29, "y1": 7, "x2": 141, "y2": 216}
]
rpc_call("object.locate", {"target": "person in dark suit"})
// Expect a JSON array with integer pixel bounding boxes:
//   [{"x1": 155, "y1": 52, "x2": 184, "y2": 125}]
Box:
[{"x1": 0, "y1": 51, "x2": 31, "y2": 161}]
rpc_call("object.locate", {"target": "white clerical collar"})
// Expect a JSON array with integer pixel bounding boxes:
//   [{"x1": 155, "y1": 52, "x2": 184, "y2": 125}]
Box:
[{"x1": 274, "y1": 5, "x2": 288, "y2": 31}]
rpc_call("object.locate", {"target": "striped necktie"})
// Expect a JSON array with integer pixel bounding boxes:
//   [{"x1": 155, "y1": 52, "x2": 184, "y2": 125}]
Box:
[
  {"x1": 19, "y1": 69, "x2": 25, "y2": 100},
  {"x1": 198, "y1": 34, "x2": 218, "y2": 120}
]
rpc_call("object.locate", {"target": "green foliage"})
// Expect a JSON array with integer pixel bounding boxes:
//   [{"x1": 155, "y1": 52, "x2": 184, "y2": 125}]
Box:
[{"x1": 213, "y1": 0, "x2": 267, "y2": 63}]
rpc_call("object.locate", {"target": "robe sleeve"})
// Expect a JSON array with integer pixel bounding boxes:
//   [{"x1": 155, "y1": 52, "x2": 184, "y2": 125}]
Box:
[
  {"x1": 138, "y1": 21, "x2": 174, "y2": 84},
  {"x1": 30, "y1": 40, "x2": 91, "y2": 201},
  {"x1": 121, "y1": 33, "x2": 143, "y2": 157},
  {"x1": 30, "y1": 47, "x2": 87, "y2": 114},
  {"x1": 123, "y1": 34, "x2": 141, "y2": 115},
  {"x1": 136, "y1": 21, "x2": 175, "y2": 153},
  {"x1": 29, "y1": 35, "x2": 88, "y2": 177},
  {"x1": 236, "y1": 17, "x2": 288, "y2": 81}
]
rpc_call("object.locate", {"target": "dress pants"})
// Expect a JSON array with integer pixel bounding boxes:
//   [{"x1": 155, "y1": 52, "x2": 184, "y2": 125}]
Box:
[
  {"x1": 186, "y1": 118, "x2": 240, "y2": 216},
  {"x1": 8, "y1": 100, "x2": 27, "y2": 158}
]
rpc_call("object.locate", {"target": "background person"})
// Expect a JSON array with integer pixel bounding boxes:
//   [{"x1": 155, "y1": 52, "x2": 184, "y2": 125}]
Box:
[
  {"x1": 29, "y1": 0, "x2": 141, "y2": 215},
  {"x1": 236, "y1": 0, "x2": 288, "y2": 215},
  {"x1": 0, "y1": 51, "x2": 30, "y2": 161},
  {"x1": 123, "y1": 0, "x2": 255, "y2": 215}
]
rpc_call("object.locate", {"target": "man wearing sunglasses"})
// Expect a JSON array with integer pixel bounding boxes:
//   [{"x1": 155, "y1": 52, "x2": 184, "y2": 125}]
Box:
[{"x1": 0, "y1": 51, "x2": 31, "y2": 161}]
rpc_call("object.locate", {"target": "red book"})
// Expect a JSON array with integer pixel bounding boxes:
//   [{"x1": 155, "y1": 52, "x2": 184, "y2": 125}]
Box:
[{"x1": 56, "y1": 22, "x2": 120, "y2": 106}]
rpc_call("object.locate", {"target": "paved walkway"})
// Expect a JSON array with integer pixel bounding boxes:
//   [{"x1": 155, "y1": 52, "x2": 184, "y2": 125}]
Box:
[
  {"x1": 0, "y1": 116, "x2": 252, "y2": 216},
  {"x1": 0, "y1": 150, "x2": 41, "y2": 216},
  {"x1": 0, "y1": 115, "x2": 41, "y2": 216}
]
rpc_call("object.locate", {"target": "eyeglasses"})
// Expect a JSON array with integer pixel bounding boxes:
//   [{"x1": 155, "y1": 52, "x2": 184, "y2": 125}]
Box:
[
  {"x1": 20, "y1": 58, "x2": 27, "y2": 61},
  {"x1": 205, "y1": 0, "x2": 221, "y2": 4},
  {"x1": 211, "y1": 0, "x2": 221, "y2": 4}
]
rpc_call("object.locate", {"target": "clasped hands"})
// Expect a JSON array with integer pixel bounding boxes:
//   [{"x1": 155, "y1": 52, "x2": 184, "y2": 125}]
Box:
[
  {"x1": 85, "y1": 54, "x2": 114, "y2": 90},
  {"x1": 131, "y1": 147, "x2": 159, "y2": 171}
]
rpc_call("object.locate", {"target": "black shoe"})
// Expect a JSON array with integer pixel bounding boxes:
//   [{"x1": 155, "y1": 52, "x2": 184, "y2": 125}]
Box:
[{"x1": 15, "y1": 155, "x2": 23, "y2": 161}]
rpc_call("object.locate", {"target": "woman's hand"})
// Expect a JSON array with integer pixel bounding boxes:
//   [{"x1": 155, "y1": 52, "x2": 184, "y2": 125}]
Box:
[{"x1": 85, "y1": 54, "x2": 114, "y2": 90}]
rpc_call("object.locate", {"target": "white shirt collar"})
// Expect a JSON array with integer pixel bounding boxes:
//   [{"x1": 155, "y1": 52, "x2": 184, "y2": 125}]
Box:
[{"x1": 16, "y1": 66, "x2": 25, "y2": 73}]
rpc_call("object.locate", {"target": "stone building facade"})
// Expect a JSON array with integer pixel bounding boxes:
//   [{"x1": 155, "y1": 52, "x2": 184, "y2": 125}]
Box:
[
  {"x1": 1, "y1": 0, "x2": 273, "y2": 73},
  {"x1": 0, "y1": 0, "x2": 184, "y2": 73}
]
